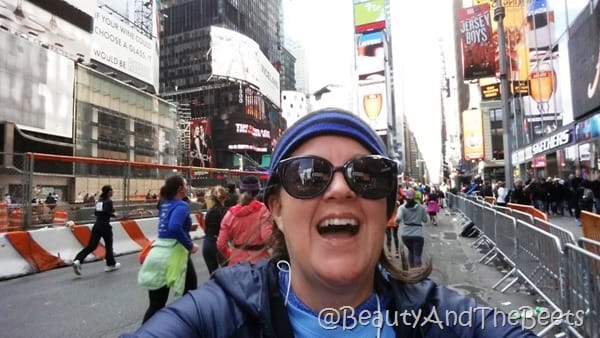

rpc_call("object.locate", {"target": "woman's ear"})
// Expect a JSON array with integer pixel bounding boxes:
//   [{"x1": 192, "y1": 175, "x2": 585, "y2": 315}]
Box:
[{"x1": 267, "y1": 194, "x2": 284, "y2": 231}]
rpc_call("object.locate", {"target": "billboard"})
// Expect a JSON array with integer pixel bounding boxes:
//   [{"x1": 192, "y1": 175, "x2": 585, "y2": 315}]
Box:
[
  {"x1": 0, "y1": 31, "x2": 74, "y2": 138},
  {"x1": 357, "y1": 30, "x2": 384, "y2": 81},
  {"x1": 521, "y1": 0, "x2": 563, "y2": 140},
  {"x1": 474, "y1": 0, "x2": 528, "y2": 81},
  {"x1": 462, "y1": 109, "x2": 484, "y2": 160},
  {"x1": 0, "y1": 0, "x2": 92, "y2": 61},
  {"x1": 353, "y1": 0, "x2": 386, "y2": 33},
  {"x1": 457, "y1": 4, "x2": 495, "y2": 80},
  {"x1": 189, "y1": 118, "x2": 214, "y2": 168},
  {"x1": 210, "y1": 26, "x2": 281, "y2": 107},
  {"x1": 92, "y1": 7, "x2": 159, "y2": 92},
  {"x1": 568, "y1": 2, "x2": 600, "y2": 119},
  {"x1": 358, "y1": 81, "x2": 387, "y2": 134}
]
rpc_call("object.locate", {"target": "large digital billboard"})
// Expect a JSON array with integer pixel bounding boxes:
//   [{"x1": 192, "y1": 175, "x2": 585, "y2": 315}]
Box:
[
  {"x1": 569, "y1": 2, "x2": 600, "y2": 119},
  {"x1": 358, "y1": 80, "x2": 387, "y2": 134},
  {"x1": 462, "y1": 109, "x2": 484, "y2": 160},
  {"x1": 189, "y1": 118, "x2": 214, "y2": 168},
  {"x1": 0, "y1": 31, "x2": 74, "y2": 138},
  {"x1": 210, "y1": 26, "x2": 281, "y2": 107},
  {"x1": 357, "y1": 30, "x2": 384, "y2": 81},
  {"x1": 353, "y1": 0, "x2": 386, "y2": 33}
]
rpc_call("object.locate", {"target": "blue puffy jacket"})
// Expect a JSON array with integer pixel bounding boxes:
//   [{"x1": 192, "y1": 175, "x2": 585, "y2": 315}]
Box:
[{"x1": 121, "y1": 260, "x2": 538, "y2": 338}]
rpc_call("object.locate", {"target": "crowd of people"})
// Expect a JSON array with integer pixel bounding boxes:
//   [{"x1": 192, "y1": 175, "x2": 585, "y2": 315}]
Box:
[{"x1": 463, "y1": 169, "x2": 597, "y2": 225}]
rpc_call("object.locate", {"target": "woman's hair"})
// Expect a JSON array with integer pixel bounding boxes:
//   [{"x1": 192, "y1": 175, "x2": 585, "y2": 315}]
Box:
[
  {"x1": 239, "y1": 191, "x2": 257, "y2": 206},
  {"x1": 100, "y1": 185, "x2": 112, "y2": 199},
  {"x1": 206, "y1": 185, "x2": 228, "y2": 207},
  {"x1": 239, "y1": 176, "x2": 260, "y2": 206},
  {"x1": 162, "y1": 175, "x2": 185, "y2": 200},
  {"x1": 267, "y1": 189, "x2": 432, "y2": 283}
]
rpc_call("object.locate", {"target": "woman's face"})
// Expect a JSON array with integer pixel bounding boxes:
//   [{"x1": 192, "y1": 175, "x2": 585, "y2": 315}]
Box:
[{"x1": 269, "y1": 136, "x2": 388, "y2": 295}]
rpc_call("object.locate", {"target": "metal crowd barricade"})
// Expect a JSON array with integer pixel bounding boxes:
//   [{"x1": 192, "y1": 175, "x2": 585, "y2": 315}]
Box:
[
  {"x1": 478, "y1": 206, "x2": 498, "y2": 263},
  {"x1": 562, "y1": 243, "x2": 600, "y2": 338},
  {"x1": 489, "y1": 212, "x2": 519, "y2": 291},
  {"x1": 512, "y1": 220, "x2": 564, "y2": 336},
  {"x1": 492, "y1": 204, "x2": 513, "y2": 216},
  {"x1": 511, "y1": 208, "x2": 534, "y2": 225},
  {"x1": 447, "y1": 193, "x2": 455, "y2": 210},
  {"x1": 533, "y1": 218, "x2": 578, "y2": 249},
  {"x1": 578, "y1": 237, "x2": 600, "y2": 256}
]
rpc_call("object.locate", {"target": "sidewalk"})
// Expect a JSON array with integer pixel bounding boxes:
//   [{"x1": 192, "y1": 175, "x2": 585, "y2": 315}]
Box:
[{"x1": 390, "y1": 210, "x2": 559, "y2": 335}]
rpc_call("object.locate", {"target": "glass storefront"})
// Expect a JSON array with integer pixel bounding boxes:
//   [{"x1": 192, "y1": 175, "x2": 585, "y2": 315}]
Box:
[{"x1": 74, "y1": 66, "x2": 178, "y2": 165}]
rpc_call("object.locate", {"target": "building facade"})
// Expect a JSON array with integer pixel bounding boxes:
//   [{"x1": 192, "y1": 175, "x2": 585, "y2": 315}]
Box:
[
  {"x1": 159, "y1": 0, "x2": 286, "y2": 170},
  {"x1": 0, "y1": 0, "x2": 177, "y2": 204}
]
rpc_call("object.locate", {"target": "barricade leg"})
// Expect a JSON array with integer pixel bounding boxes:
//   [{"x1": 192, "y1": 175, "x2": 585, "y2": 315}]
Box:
[
  {"x1": 479, "y1": 248, "x2": 497, "y2": 264},
  {"x1": 491, "y1": 267, "x2": 517, "y2": 290}
]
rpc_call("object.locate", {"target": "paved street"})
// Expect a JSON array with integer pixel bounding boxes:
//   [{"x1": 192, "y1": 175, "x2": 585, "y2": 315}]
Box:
[{"x1": 1, "y1": 209, "x2": 584, "y2": 337}]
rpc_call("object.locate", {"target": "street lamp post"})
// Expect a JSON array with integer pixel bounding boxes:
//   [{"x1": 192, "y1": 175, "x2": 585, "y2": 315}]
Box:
[{"x1": 494, "y1": 0, "x2": 514, "y2": 189}]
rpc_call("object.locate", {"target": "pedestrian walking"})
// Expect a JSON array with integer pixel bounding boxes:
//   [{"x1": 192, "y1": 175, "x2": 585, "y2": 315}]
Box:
[
  {"x1": 397, "y1": 188, "x2": 428, "y2": 268},
  {"x1": 385, "y1": 200, "x2": 400, "y2": 257},
  {"x1": 137, "y1": 175, "x2": 199, "y2": 324},
  {"x1": 426, "y1": 189, "x2": 440, "y2": 225},
  {"x1": 201, "y1": 185, "x2": 228, "y2": 274},
  {"x1": 121, "y1": 108, "x2": 536, "y2": 338},
  {"x1": 72, "y1": 185, "x2": 120, "y2": 276},
  {"x1": 217, "y1": 176, "x2": 272, "y2": 266}
]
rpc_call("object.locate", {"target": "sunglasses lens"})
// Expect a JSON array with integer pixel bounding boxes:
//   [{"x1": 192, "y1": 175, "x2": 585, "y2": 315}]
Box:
[
  {"x1": 281, "y1": 157, "x2": 332, "y2": 199},
  {"x1": 346, "y1": 156, "x2": 396, "y2": 199}
]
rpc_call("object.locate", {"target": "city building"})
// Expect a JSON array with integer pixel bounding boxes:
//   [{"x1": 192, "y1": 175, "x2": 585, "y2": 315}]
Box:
[
  {"x1": 158, "y1": 0, "x2": 286, "y2": 170},
  {"x1": 0, "y1": 0, "x2": 177, "y2": 204}
]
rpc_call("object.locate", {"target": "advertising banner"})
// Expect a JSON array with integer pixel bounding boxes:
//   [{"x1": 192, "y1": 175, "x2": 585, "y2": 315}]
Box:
[
  {"x1": 189, "y1": 118, "x2": 214, "y2": 168},
  {"x1": 474, "y1": 0, "x2": 528, "y2": 81},
  {"x1": 358, "y1": 81, "x2": 387, "y2": 134},
  {"x1": 357, "y1": 30, "x2": 385, "y2": 82},
  {"x1": 520, "y1": 0, "x2": 564, "y2": 142},
  {"x1": 462, "y1": 109, "x2": 484, "y2": 160},
  {"x1": 0, "y1": 0, "x2": 92, "y2": 61},
  {"x1": 92, "y1": 7, "x2": 159, "y2": 92},
  {"x1": 0, "y1": 31, "x2": 74, "y2": 138},
  {"x1": 353, "y1": 0, "x2": 385, "y2": 33},
  {"x1": 569, "y1": 3, "x2": 600, "y2": 119},
  {"x1": 457, "y1": 4, "x2": 495, "y2": 80},
  {"x1": 210, "y1": 26, "x2": 281, "y2": 107}
]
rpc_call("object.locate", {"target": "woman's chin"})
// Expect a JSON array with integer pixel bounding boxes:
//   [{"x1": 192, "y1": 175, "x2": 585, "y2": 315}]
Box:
[{"x1": 313, "y1": 256, "x2": 369, "y2": 286}]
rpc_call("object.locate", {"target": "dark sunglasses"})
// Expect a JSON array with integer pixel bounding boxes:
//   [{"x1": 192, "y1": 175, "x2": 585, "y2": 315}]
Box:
[{"x1": 275, "y1": 155, "x2": 397, "y2": 200}]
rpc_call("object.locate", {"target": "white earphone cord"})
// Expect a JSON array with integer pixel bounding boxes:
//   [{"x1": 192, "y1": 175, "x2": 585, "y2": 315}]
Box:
[{"x1": 276, "y1": 260, "x2": 292, "y2": 306}]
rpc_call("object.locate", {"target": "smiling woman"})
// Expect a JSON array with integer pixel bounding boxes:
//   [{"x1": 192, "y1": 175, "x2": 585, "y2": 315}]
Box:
[{"x1": 122, "y1": 108, "x2": 538, "y2": 338}]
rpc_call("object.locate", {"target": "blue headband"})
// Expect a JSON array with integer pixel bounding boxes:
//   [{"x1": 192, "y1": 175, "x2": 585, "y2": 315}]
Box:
[{"x1": 268, "y1": 108, "x2": 388, "y2": 174}]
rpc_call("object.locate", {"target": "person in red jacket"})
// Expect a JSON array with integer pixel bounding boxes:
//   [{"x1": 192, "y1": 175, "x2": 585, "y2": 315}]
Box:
[{"x1": 217, "y1": 176, "x2": 272, "y2": 266}]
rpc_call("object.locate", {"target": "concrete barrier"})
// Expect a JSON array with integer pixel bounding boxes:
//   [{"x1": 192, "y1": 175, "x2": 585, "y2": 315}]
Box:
[
  {"x1": 0, "y1": 234, "x2": 35, "y2": 279},
  {"x1": 0, "y1": 213, "x2": 206, "y2": 280}
]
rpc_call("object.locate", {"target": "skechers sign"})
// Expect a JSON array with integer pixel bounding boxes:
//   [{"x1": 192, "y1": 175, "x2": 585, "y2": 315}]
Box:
[{"x1": 531, "y1": 128, "x2": 573, "y2": 156}]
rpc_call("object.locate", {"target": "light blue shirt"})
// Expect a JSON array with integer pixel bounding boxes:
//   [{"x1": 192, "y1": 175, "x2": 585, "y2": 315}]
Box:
[{"x1": 278, "y1": 269, "x2": 396, "y2": 338}]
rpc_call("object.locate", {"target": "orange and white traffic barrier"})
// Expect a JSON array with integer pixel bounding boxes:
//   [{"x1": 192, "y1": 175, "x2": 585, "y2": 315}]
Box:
[
  {"x1": 0, "y1": 215, "x2": 206, "y2": 280},
  {"x1": 0, "y1": 201, "x2": 8, "y2": 232},
  {"x1": 8, "y1": 208, "x2": 24, "y2": 231},
  {"x1": 52, "y1": 210, "x2": 68, "y2": 226}
]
